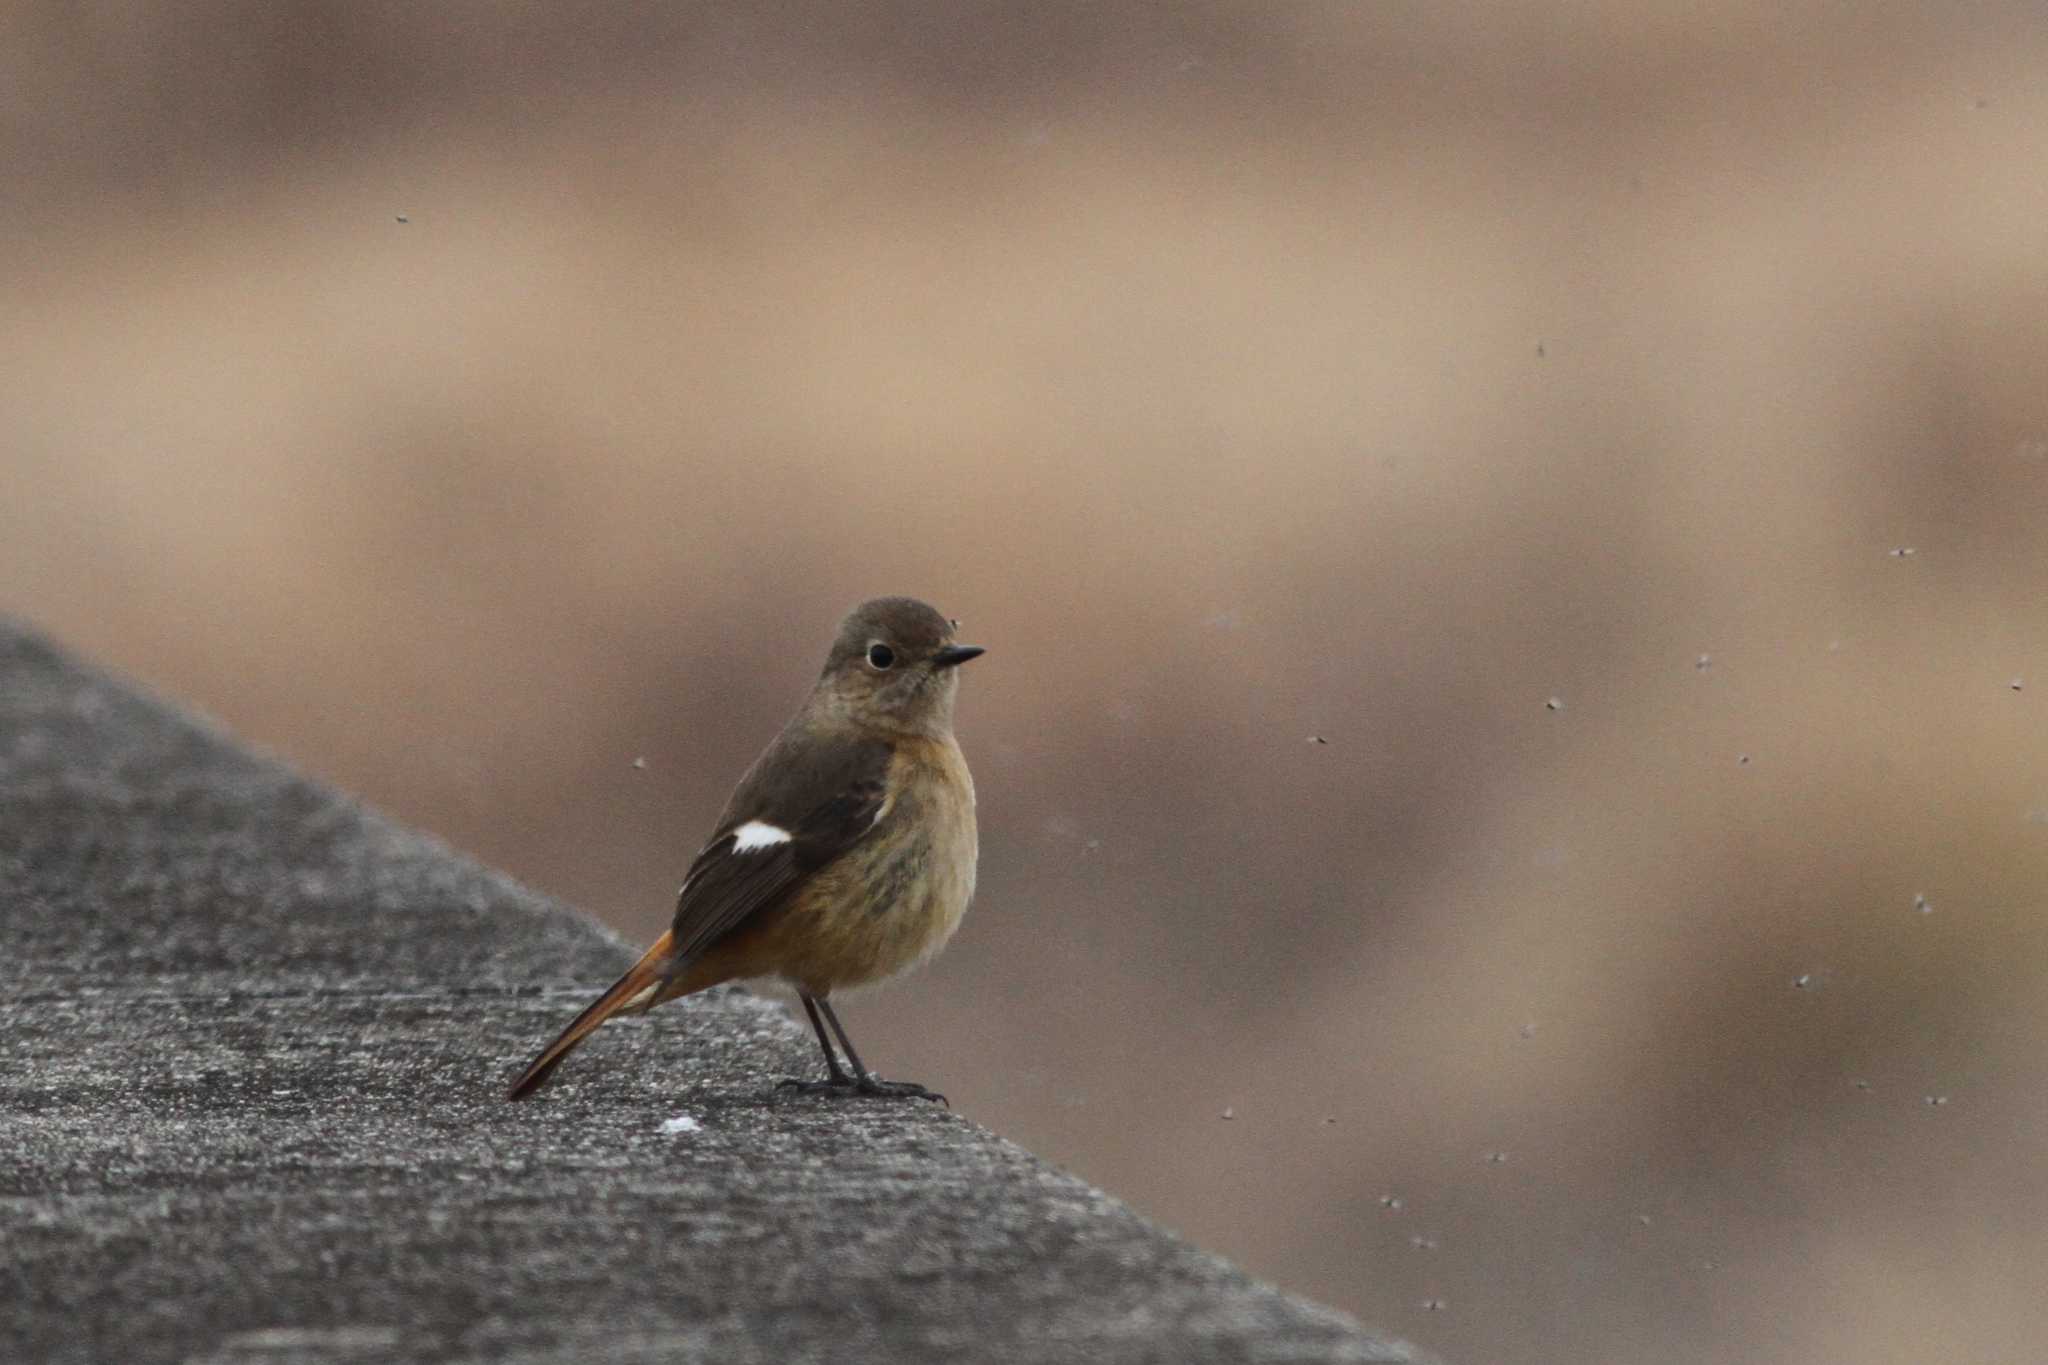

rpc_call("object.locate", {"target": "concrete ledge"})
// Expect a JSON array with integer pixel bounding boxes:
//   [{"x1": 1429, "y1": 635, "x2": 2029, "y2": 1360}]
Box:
[{"x1": 0, "y1": 622, "x2": 1430, "y2": 1364}]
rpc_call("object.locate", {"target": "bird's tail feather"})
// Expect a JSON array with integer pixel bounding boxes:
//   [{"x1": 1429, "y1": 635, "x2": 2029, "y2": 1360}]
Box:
[{"x1": 506, "y1": 930, "x2": 679, "y2": 1101}]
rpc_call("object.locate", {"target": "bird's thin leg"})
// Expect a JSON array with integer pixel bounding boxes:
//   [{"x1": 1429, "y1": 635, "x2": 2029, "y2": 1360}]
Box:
[
  {"x1": 816, "y1": 998, "x2": 946, "y2": 1105},
  {"x1": 815, "y1": 998, "x2": 874, "y2": 1076},
  {"x1": 778, "y1": 993, "x2": 856, "y2": 1092},
  {"x1": 800, "y1": 994, "x2": 854, "y2": 1081}
]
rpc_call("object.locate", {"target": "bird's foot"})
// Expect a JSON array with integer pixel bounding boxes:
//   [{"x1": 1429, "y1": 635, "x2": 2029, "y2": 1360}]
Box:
[{"x1": 777, "y1": 1072, "x2": 948, "y2": 1106}]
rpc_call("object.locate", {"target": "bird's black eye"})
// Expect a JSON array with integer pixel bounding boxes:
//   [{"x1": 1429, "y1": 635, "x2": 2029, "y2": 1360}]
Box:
[{"x1": 866, "y1": 642, "x2": 896, "y2": 670}]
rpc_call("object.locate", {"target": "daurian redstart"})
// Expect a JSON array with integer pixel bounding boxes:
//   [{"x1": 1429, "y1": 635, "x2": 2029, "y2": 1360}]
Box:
[{"x1": 508, "y1": 597, "x2": 983, "y2": 1103}]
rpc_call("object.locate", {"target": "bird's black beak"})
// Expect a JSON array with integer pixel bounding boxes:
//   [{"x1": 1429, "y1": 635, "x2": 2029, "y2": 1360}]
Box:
[{"x1": 931, "y1": 644, "x2": 985, "y2": 669}]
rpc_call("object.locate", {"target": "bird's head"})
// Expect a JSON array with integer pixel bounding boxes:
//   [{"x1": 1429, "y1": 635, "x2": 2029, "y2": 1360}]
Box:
[{"x1": 814, "y1": 596, "x2": 984, "y2": 737}]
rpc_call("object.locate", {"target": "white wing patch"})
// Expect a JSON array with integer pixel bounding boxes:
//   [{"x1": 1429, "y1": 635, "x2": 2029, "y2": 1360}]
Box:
[{"x1": 731, "y1": 819, "x2": 794, "y2": 853}]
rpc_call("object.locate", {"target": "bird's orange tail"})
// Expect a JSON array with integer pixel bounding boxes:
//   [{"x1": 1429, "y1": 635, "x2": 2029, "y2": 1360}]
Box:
[{"x1": 507, "y1": 930, "x2": 679, "y2": 1100}]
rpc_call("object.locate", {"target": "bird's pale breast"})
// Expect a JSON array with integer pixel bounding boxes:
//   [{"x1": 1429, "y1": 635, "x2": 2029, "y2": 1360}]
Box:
[{"x1": 765, "y1": 735, "x2": 977, "y2": 995}]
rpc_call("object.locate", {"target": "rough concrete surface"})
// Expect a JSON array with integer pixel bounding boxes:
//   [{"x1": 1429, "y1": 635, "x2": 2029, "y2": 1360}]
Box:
[{"x1": 0, "y1": 621, "x2": 1431, "y2": 1364}]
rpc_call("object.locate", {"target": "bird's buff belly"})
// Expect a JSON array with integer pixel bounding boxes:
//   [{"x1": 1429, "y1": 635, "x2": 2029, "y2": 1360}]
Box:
[{"x1": 762, "y1": 809, "x2": 977, "y2": 995}]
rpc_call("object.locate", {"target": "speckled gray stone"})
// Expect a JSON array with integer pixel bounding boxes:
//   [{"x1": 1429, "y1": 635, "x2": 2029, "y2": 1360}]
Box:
[{"x1": 0, "y1": 622, "x2": 1431, "y2": 1365}]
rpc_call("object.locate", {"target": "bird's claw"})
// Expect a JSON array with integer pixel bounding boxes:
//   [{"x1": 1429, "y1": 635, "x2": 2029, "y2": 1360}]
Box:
[{"x1": 777, "y1": 1073, "x2": 948, "y2": 1106}]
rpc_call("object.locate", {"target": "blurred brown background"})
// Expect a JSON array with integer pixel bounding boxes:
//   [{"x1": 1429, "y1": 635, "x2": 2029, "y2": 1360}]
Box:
[{"x1": 8, "y1": 3, "x2": 2048, "y2": 1361}]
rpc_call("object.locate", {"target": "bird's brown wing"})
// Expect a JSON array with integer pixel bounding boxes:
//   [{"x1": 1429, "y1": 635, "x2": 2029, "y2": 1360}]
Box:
[{"x1": 666, "y1": 731, "x2": 894, "y2": 961}]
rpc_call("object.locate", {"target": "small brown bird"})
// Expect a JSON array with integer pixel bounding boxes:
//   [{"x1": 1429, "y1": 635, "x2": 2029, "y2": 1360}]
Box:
[{"x1": 507, "y1": 597, "x2": 983, "y2": 1103}]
